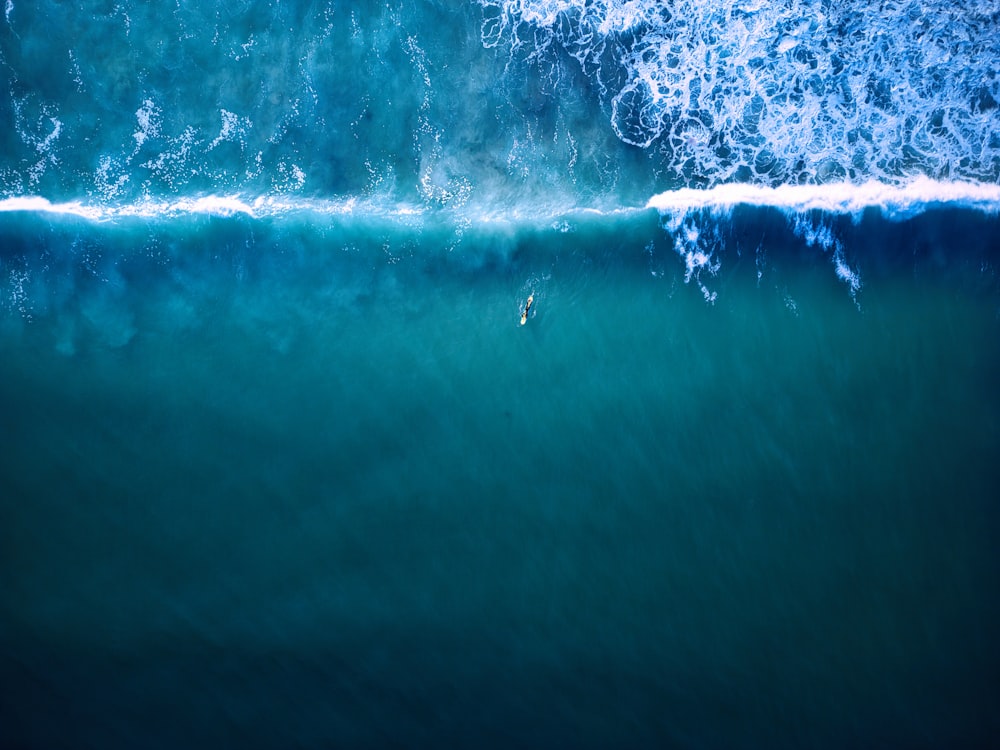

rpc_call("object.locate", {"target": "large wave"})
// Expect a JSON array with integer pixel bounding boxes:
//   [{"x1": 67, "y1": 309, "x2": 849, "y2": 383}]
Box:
[{"x1": 481, "y1": 0, "x2": 1000, "y2": 187}]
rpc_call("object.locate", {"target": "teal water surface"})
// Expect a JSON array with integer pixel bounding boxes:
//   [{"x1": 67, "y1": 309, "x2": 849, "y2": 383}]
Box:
[{"x1": 2, "y1": 209, "x2": 999, "y2": 747}]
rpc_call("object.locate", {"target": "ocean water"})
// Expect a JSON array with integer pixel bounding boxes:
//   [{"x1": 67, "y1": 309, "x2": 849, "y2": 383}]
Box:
[{"x1": 2, "y1": 2, "x2": 999, "y2": 748}]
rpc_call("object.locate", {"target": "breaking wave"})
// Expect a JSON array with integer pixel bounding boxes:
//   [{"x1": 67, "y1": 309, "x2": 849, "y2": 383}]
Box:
[{"x1": 4, "y1": 177, "x2": 999, "y2": 223}]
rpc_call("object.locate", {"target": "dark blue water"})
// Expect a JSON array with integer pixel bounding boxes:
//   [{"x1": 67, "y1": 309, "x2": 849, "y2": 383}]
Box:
[{"x1": 2, "y1": 2, "x2": 999, "y2": 748}]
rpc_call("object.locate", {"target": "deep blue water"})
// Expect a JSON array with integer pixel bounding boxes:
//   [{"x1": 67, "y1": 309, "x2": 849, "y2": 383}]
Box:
[{"x1": 2, "y1": 2, "x2": 999, "y2": 748}]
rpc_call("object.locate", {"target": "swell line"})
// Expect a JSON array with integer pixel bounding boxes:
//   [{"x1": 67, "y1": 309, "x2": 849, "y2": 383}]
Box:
[{"x1": 3, "y1": 178, "x2": 1000, "y2": 224}]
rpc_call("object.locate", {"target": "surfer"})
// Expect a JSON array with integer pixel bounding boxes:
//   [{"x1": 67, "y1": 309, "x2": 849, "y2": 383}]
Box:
[{"x1": 520, "y1": 293, "x2": 534, "y2": 326}]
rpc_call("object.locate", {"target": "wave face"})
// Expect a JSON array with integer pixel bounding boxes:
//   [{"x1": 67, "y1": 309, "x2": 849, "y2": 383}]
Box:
[{"x1": 483, "y1": 0, "x2": 1000, "y2": 187}]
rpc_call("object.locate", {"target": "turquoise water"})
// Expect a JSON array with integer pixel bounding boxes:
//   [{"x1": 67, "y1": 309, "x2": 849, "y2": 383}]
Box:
[{"x1": 2, "y1": 1, "x2": 1000, "y2": 747}]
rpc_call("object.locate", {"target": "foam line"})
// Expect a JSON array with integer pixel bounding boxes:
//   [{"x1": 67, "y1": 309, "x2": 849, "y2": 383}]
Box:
[
  {"x1": 0, "y1": 194, "x2": 645, "y2": 226},
  {"x1": 3, "y1": 179, "x2": 1000, "y2": 226},
  {"x1": 0, "y1": 195, "x2": 396, "y2": 221},
  {"x1": 646, "y1": 178, "x2": 1000, "y2": 216}
]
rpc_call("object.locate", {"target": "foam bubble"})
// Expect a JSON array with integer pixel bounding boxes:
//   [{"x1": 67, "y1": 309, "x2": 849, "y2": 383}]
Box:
[
  {"x1": 208, "y1": 109, "x2": 253, "y2": 152},
  {"x1": 6, "y1": 266, "x2": 32, "y2": 321},
  {"x1": 140, "y1": 126, "x2": 201, "y2": 191},
  {"x1": 170, "y1": 196, "x2": 256, "y2": 217},
  {"x1": 13, "y1": 103, "x2": 64, "y2": 188},
  {"x1": 274, "y1": 161, "x2": 306, "y2": 193},
  {"x1": 68, "y1": 50, "x2": 84, "y2": 91},
  {"x1": 94, "y1": 156, "x2": 131, "y2": 201},
  {"x1": 133, "y1": 99, "x2": 161, "y2": 153}
]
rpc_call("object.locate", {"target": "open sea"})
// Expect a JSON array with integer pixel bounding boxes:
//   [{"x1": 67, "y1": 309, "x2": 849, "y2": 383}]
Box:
[{"x1": 2, "y1": 2, "x2": 999, "y2": 748}]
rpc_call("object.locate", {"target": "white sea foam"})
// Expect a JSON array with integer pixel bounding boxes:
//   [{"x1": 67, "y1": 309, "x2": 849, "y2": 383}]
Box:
[
  {"x1": 0, "y1": 196, "x2": 104, "y2": 220},
  {"x1": 0, "y1": 194, "x2": 407, "y2": 222},
  {"x1": 274, "y1": 161, "x2": 307, "y2": 193},
  {"x1": 170, "y1": 196, "x2": 257, "y2": 217},
  {"x1": 789, "y1": 213, "x2": 862, "y2": 301},
  {"x1": 3, "y1": 178, "x2": 1000, "y2": 224},
  {"x1": 141, "y1": 126, "x2": 201, "y2": 190},
  {"x1": 68, "y1": 50, "x2": 84, "y2": 91},
  {"x1": 647, "y1": 178, "x2": 1000, "y2": 218},
  {"x1": 482, "y1": 0, "x2": 1000, "y2": 187},
  {"x1": 94, "y1": 156, "x2": 130, "y2": 201},
  {"x1": 132, "y1": 99, "x2": 161, "y2": 153},
  {"x1": 647, "y1": 176, "x2": 985, "y2": 300},
  {"x1": 25, "y1": 115, "x2": 63, "y2": 160},
  {"x1": 208, "y1": 109, "x2": 253, "y2": 152}
]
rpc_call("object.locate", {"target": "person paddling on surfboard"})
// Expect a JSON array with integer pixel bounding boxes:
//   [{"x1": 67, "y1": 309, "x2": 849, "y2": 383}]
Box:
[{"x1": 520, "y1": 293, "x2": 534, "y2": 326}]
